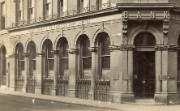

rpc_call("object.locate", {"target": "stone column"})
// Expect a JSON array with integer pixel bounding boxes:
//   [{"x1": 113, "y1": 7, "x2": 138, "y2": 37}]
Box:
[
  {"x1": 8, "y1": 54, "x2": 16, "y2": 92},
  {"x1": 127, "y1": 50, "x2": 133, "y2": 93},
  {"x1": 52, "y1": 50, "x2": 59, "y2": 96},
  {"x1": 88, "y1": 47, "x2": 97, "y2": 100},
  {"x1": 155, "y1": 50, "x2": 162, "y2": 93},
  {"x1": 67, "y1": 48, "x2": 78, "y2": 98},
  {"x1": 35, "y1": 52, "x2": 43, "y2": 94},
  {"x1": 121, "y1": 44, "x2": 135, "y2": 103},
  {"x1": 22, "y1": 53, "x2": 29, "y2": 93},
  {"x1": 108, "y1": 45, "x2": 123, "y2": 103},
  {"x1": 154, "y1": 45, "x2": 179, "y2": 104}
]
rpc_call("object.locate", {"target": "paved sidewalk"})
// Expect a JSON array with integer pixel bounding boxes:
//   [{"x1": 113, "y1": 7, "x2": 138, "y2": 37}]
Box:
[{"x1": 1, "y1": 91, "x2": 180, "y2": 111}]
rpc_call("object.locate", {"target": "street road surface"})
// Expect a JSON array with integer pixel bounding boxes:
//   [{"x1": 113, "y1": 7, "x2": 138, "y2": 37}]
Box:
[{"x1": 0, "y1": 94, "x2": 118, "y2": 111}]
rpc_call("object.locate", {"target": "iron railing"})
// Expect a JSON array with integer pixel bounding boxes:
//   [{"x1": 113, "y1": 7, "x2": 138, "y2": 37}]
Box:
[
  {"x1": 42, "y1": 79, "x2": 53, "y2": 95},
  {"x1": 10, "y1": 2, "x2": 116, "y2": 28},
  {"x1": 94, "y1": 78, "x2": 110, "y2": 102},
  {"x1": 1, "y1": 75, "x2": 6, "y2": 85},
  {"x1": 26, "y1": 77, "x2": 36, "y2": 93},
  {"x1": 15, "y1": 77, "x2": 24, "y2": 92},
  {"x1": 56, "y1": 76, "x2": 68, "y2": 96},
  {"x1": 76, "y1": 79, "x2": 91, "y2": 99}
]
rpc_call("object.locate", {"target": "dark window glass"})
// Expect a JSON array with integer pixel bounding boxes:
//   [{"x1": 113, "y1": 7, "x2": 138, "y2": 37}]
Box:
[
  {"x1": 27, "y1": 42, "x2": 36, "y2": 77},
  {"x1": 134, "y1": 32, "x2": 156, "y2": 46},
  {"x1": 16, "y1": 43, "x2": 24, "y2": 77},
  {"x1": 81, "y1": 36, "x2": 91, "y2": 69},
  {"x1": 98, "y1": 33, "x2": 110, "y2": 69},
  {"x1": 43, "y1": 40, "x2": 54, "y2": 78},
  {"x1": 59, "y1": 38, "x2": 69, "y2": 78}
]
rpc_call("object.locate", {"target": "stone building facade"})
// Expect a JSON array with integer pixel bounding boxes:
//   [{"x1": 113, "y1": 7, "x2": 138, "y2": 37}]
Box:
[{"x1": 0, "y1": 0, "x2": 180, "y2": 104}]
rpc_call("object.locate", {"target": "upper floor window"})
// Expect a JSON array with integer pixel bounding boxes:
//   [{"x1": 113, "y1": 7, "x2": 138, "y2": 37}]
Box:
[
  {"x1": 77, "y1": 0, "x2": 89, "y2": 13},
  {"x1": 28, "y1": 0, "x2": 35, "y2": 23},
  {"x1": 1, "y1": 2, "x2": 5, "y2": 29},
  {"x1": 44, "y1": 0, "x2": 52, "y2": 19},
  {"x1": 16, "y1": 0, "x2": 23, "y2": 24},
  {"x1": 97, "y1": 0, "x2": 110, "y2": 9},
  {"x1": 58, "y1": 0, "x2": 64, "y2": 15}
]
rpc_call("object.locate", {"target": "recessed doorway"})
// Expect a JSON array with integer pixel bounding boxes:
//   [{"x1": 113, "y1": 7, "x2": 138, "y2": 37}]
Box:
[{"x1": 133, "y1": 51, "x2": 155, "y2": 98}]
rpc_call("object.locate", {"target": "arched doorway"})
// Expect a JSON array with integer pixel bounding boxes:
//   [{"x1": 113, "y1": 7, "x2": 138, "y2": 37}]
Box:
[{"x1": 133, "y1": 32, "x2": 156, "y2": 98}]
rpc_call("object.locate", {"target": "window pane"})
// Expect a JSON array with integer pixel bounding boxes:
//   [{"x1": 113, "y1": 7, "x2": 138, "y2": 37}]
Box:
[
  {"x1": 83, "y1": 57, "x2": 91, "y2": 69},
  {"x1": 101, "y1": 56, "x2": 110, "y2": 68},
  {"x1": 81, "y1": 37, "x2": 90, "y2": 56},
  {"x1": 101, "y1": 37, "x2": 110, "y2": 55},
  {"x1": 48, "y1": 59, "x2": 54, "y2": 70},
  {"x1": 61, "y1": 42, "x2": 68, "y2": 57},
  {"x1": 21, "y1": 61, "x2": 24, "y2": 70},
  {"x1": 62, "y1": 58, "x2": 68, "y2": 69},
  {"x1": 32, "y1": 60, "x2": 36, "y2": 70}
]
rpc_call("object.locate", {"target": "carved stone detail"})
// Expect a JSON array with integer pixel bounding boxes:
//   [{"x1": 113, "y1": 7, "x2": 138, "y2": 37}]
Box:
[
  {"x1": 109, "y1": 45, "x2": 121, "y2": 51},
  {"x1": 24, "y1": 53, "x2": 29, "y2": 57},
  {"x1": 155, "y1": 45, "x2": 169, "y2": 51},
  {"x1": 68, "y1": 48, "x2": 79, "y2": 54},
  {"x1": 51, "y1": 50, "x2": 59, "y2": 54},
  {"x1": 88, "y1": 47, "x2": 97, "y2": 52},
  {"x1": 122, "y1": 20, "x2": 128, "y2": 35},
  {"x1": 8, "y1": 53, "x2": 16, "y2": 58},
  {"x1": 120, "y1": 44, "x2": 135, "y2": 51},
  {"x1": 36, "y1": 52, "x2": 44, "y2": 56}
]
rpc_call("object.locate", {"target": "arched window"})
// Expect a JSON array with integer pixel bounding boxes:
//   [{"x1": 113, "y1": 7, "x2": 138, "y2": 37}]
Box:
[
  {"x1": 15, "y1": 43, "x2": 24, "y2": 78},
  {"x1": 42, "y1": 39, "x2": 54, "y2": 78},
  {"x1": 0, "y1": 45, "x2": 6, "y2": 85},
  {"x1": 27, "y1": 41, "x2": 36, "y2": 78},
  {"x1": 98, "y1": 33, "x2": 110, "y2": 78},
  {"x1": 79, "y1": 35, "x2": 91, "y2": 79},
  {"x1": 58, "y1": 38, "x2": 69, "y2": 78},
  {"x1": 134, "y1": 32, "x2": 156, "y2": 46}
]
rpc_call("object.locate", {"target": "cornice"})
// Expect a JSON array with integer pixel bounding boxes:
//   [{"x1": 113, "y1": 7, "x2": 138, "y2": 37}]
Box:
[
  {"x1": 8, "y1": 8, "x2": 118, "y2": 32},
  {"x1": 117, "y1": 3, "x2": 175, "y2": 9}
]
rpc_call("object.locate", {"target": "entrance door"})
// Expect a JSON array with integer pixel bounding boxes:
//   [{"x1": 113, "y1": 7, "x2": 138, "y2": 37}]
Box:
[{"x1": 133, "y1": 51, "x2": 155, "y2": 98}]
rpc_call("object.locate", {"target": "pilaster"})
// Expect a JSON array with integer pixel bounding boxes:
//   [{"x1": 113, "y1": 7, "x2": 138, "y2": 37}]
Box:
[
  {"x1": 51, "y1": 50, "x2": 59, "y2": 96},
  {"x1": 88, "y1": 47, "x2": 97, "y2": 100},
  {"x1": 120, "y1": 44, "x2": 135, "y2": 103},
  {"x1": 67, "y1": 48, "x2": 78, "y2": 98},
  {"x1": 35, "y1": 52, "x2": 43, "y2": 94}
]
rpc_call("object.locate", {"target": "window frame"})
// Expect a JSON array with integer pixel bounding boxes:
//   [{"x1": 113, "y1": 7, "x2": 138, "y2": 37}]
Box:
[
  {"x1": 1, "y1": 2, "x2": 5, "y2": 29},
  {"x1": 16, "y1": 0, "x2": 23, "y2": 24},
  {"x1": 16, "y1": 43, "x2": 24, "y2": 78},
  {"x1": 28, "y1": 0, "x2": 35, "y2": 22},
  {"x1": 44, "y1": 0, "x2": 52, "y2": 19},
  {"x1": 43, "y1": 40, "x2": 54, "y2": 78},
  {"x1": 27, "y1": 42, "x2": 36, "y2": 78}
]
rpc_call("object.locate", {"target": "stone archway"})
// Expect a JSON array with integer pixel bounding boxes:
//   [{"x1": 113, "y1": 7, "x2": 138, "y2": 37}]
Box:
[{"x1": 133, "y1": 32, "x2": 156, "y2": 99}]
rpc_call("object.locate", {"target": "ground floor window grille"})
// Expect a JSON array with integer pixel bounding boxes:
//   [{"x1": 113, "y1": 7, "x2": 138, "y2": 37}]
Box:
[{"x1": 76, "y1": 79, "x2": 91, "y2": 99}]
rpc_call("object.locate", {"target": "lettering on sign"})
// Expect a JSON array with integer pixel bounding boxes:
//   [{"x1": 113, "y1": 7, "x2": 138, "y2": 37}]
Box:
[{"x1": 28, "y1": 14, "x2": 122, "y2": 33}]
